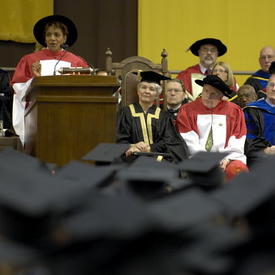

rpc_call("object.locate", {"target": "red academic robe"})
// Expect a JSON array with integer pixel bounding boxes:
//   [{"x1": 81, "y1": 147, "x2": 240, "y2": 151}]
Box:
[
  {"x1": 177, "y1": 64, "x2": 238, "y2": 95},
  {"x1": 11, "y1": 48, "x2": 89, "y2": 85},
  {"x1": 11, "y1": 48, "x2": 89, "y2": 144},
  {"x1": 177, "y1": 64, "x2": 203, "y2": 95},
  {"x1": 176, "y1": 98, "x2": 247, "y2": 164}
]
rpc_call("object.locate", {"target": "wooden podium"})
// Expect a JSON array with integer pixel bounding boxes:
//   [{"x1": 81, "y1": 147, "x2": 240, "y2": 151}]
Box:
[{"x1": 24, "y1": 75, "x2": 119, "y2": 166}]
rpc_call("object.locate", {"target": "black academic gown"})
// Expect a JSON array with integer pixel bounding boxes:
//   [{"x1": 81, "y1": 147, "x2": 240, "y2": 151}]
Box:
[
  {"x1": 116, "y1": 103, "x2": 189, "y2": 162},
  {"x1": 0, "y1": 69, "x2": 12, "y2": 129}
]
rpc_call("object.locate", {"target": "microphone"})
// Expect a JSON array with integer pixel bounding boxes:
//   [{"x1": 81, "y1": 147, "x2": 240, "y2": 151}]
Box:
[
  {"x1": 53, "y1": 44, "x2": 69, "y2": 75},
  {"x1": 76, "y1": 55, "x2": 96, "y2": 75}
]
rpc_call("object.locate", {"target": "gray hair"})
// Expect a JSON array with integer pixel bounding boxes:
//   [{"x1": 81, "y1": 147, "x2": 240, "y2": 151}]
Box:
[{"x1": 137, "y1": 82, "x2": 162, "y2": 95}]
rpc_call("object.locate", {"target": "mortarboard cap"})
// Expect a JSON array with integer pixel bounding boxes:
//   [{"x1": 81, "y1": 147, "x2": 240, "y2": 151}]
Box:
[
  {"x1": 116, "y1": 156, "x2": 181, "y2": 198},
  {"x1": 149, "y1": 189, "x2": 224, "y2": 231},
  {"x1": 135, "y1": 71, "x2": 171, "y2": 85},
  {"x1": 0, "y1": 239, "x2": 41, "y2": 266},
  {"x1": 82, "y1": 143, "x2": 129, "y2": 165},
  {"x1": 211, "y1": 155, "x2": 275, "y2": 218},
  {"x1": 0, "y1": 147, "x2": 54, "y2": 174},
  {"x1": 179, "y1": 151, "x2": 228, "y2": 190},
  {"x1": 56, "y1": 160, "x2": 117, "y2": 189},
  {"x1": 0, "y1": 151, "x2": 93, "y2": 242}
]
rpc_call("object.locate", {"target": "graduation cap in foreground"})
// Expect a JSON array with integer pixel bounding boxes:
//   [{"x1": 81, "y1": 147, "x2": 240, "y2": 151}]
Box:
[
  {"x1": 179, "y1": 151, "x2": 228, "y2": 190},
  {"x1": 211, "y1": 155, "x2": 275, "y2": 218},
  {"x1": 115, "y1": 156, "x2": 181, "y2": 199},
  {"x1": 82, "y1": 143, "x2": 129, "y2": 165},
  {"x1": 56, "y1": 160, "x2": 118, "y2": 188},
  {"x1": 0, "y1": 147, "x2": 54, "y2": 174},
  {"x1": 44, "y1": 187, "x2": 242, "y2": 275},
  {"x1": 0, "y1": 151, "x2": 92, "y2": 242}
]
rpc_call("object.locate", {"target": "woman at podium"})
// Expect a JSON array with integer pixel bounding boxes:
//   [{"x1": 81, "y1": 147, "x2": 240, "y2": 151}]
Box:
[{"x1": 11, "y1": 15, "x2": 89, "y2": 144}]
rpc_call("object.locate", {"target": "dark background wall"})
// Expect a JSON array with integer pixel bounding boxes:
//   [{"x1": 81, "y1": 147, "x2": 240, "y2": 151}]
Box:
[{"x1": 0, "y1": 0, "x2": 137, "y2": 69}]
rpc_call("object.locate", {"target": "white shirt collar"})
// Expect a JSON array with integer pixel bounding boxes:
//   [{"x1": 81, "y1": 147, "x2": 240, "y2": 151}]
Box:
[{"x1": 199, "y1": 63, "x2": 208, "y2": 74}]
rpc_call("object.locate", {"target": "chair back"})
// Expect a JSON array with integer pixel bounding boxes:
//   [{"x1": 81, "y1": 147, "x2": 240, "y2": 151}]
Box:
[{"x1": 105, "y1": 49, "x2": 169, "y2": 106}]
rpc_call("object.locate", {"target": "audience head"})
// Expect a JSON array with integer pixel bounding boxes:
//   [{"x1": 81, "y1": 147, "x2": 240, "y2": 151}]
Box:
[
  {"x1": 136, "y1": 71, "x2": 170, "y2": 106},
  {"x1": 212, "y1": 61, "x2": 234, "y2": 88},
  {"x1": 33, "y1": 15, "x2": 78, "y2": 52},
  {"x1": 195, "y1": 75, "x2": 232, "y2": 109},
  {"x1": 237, "y1": 85, "x2": 258, "y2": 108},
  {"x1": 259, "y1": 46, "x2": 275, "y2": 72},
  {"x1": 165, "y1": 79, "x2": 186, "y2": 109},
  {"x1": 189, "y1": 38, "x2": 227, "y2": 68},
  {"x1": 266, "y1": 73, "x2": 275, "y2": 105},
  {"x1": 96, "y1": 70, "x2": 108, "y2": 76}
]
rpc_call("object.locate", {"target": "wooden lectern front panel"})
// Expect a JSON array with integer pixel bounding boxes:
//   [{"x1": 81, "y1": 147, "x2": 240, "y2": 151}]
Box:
[{"x1": 24, "y1": 75, "x2": 119, "y2": 166}]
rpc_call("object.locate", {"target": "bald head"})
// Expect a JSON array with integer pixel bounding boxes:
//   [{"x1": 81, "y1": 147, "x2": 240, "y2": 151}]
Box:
[{"x1": 259, "y1": 46, "x2": 275, "y2": 72}]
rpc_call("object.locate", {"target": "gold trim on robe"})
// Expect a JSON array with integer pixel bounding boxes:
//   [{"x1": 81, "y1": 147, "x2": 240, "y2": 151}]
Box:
[{"x1": 129, "y1": 104, "x2": 161, "y2": 144}]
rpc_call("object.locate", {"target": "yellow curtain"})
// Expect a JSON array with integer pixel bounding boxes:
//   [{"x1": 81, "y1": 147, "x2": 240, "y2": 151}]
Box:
[
  {"x1": 138, "y1": 0, "x2": 275, "y2": 85},
  {"x1": 0, "y1": 0, "x2": 53, "y2": 43}
]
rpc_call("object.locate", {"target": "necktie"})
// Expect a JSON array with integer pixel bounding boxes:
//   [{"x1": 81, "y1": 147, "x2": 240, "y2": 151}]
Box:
[{"x1": 205, "y1": 127, "x2": 213, "y2": 151}]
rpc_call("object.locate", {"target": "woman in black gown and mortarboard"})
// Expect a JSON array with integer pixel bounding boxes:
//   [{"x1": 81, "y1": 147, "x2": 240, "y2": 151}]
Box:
[{"x1": 116, "y1": 71, "x2": 189, "y2": 162}]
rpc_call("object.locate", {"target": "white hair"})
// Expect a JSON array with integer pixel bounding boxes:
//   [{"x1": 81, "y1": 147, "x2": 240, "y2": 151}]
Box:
[{"x1": 137, "y1": 82, "x2": 162, "y2": 95}]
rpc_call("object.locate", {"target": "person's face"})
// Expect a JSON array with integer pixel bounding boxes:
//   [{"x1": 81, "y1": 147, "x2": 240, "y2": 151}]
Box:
[
  {"x1": 198, "y1": 44, "x2": 218, "y2": 68},
  {"x1": 165, "y1": 81, "x2": 186, "y2": 108},
  {"x1": 201, "y1": 84, "x2": 223, "y2": 109},
  {"x1": 45, "y1": 25, "x2": 67, "y2": 52},
  {"x1": 266, "y1": 74, "x2": 275, "y2": 104},
  {"x1": 137, "y1": 82, "x2": 158, "y2": 105},
  {"x1": 212, "y1": 64, "x2": 228, "y2": 82},
  {"x1": 237, "y1": 89, "x2": 257, "y2": 108},
  {"x1": 259, "y1": 47, "x2": 275, "y2": 72}
]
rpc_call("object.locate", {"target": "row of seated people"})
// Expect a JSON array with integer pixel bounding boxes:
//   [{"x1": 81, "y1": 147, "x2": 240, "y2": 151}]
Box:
[
  {"x1": 0, "y1": 14, "x2": 274, "y2": 178},
  {"x1": 116, "y1": 67, "x2": 275, "y2": 181},
  {"x1": 176, "y1": 37, "x2": 274, "y2": 100}
]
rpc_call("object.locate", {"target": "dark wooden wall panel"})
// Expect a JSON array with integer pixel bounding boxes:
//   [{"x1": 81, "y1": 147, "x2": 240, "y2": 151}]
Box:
[{"x1": 0, "y1": 0, "x2": 137, "y2": 69}]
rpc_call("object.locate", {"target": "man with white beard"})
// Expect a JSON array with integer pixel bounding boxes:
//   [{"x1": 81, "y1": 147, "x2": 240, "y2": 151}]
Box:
[{"x1": 177, "y1": 38, "x2": 227, "y2": 99}]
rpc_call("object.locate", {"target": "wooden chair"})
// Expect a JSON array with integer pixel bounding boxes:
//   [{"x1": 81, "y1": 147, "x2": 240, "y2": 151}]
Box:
[{"x1": 105, "y1": 48, "x2": 169, "y2": 107}]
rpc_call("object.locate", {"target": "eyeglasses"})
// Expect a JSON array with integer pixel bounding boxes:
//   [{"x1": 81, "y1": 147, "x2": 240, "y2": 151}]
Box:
[
  {"x1": 260, "y1": 55, "x2": 275, "y2": 60},
  {"x1": 199, "y1": 47, "x2": 218, "y2": 54}
]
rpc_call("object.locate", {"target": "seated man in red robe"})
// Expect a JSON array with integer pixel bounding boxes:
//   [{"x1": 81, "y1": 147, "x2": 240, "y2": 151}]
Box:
[{"x1": 176, "y1": 75, "x2": 249, "y2": 180}]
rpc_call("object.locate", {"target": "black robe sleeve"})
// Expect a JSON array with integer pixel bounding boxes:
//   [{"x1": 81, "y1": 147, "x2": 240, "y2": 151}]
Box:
[
  {"x1": 0, "y1": 69, "x2": 12, "y2": 129},
  {"x1": 150, "y1": 111, "x2": 190, "y2": 162},
  {"x1": 244, "y1": 107, "x2": 271, "y2": 166},
  {"x1": 116, "y1": 106, "x2": 133, "y2": 144},
  {"x1": 244, "y1": 77, "x2": 266, "y2": 99},
  {"x1": 116, "y1": 105, "x2": 189, "y2": 162}
]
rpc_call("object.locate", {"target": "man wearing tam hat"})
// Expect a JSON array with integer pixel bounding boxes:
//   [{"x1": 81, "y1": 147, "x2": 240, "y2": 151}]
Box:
[
  {"x1": 177, "y1": 38, "x2": 227, "y2": 99},
  {"x1": 117, "y1": 71, "x2": 189, "y2": 162},
  {"x1": 11, "y1": 15, "x2": 89, "y2": 144},
  {"x1": 244, "y1": 61, "x2": 275, "y2": 165},
  {"x1": 176, "y1": 75, "x2": 248, "y2": 180}
]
